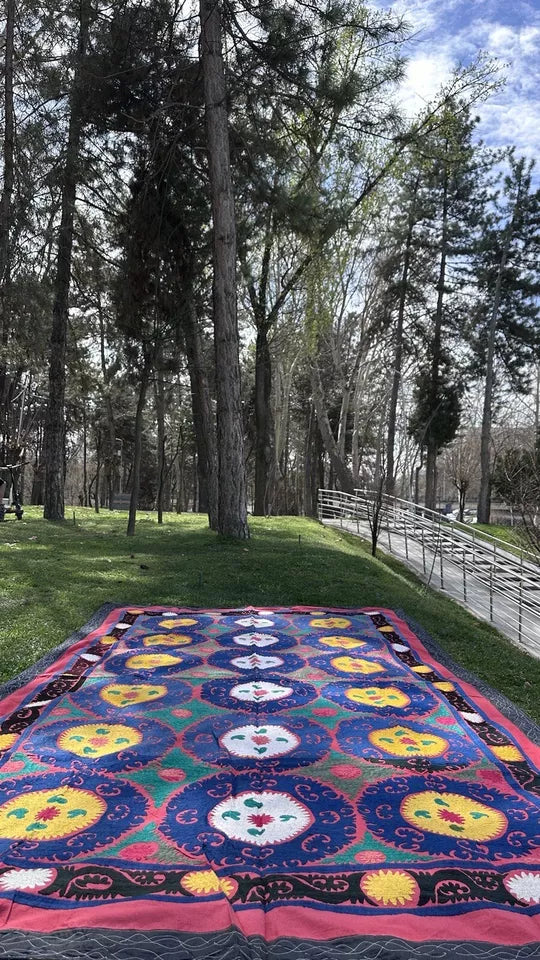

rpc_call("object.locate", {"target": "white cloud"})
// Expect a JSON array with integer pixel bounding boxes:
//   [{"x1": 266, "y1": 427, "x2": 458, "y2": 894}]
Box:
[{"x1": 388, "y1": 1, "x2": 540, "y2": 161}]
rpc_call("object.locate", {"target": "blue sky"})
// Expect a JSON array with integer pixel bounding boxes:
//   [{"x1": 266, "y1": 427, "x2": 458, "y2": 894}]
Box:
[{"x1": 379, "y1": 0, "x2": 539, "y2": 159}]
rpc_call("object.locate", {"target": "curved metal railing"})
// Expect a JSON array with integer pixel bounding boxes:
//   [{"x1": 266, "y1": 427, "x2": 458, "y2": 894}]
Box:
[{"x1": 318, "y1": 488, "x2": 540, "y2": 656}]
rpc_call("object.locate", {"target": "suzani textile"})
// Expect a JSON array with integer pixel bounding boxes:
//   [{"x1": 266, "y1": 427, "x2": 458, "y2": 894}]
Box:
[{"x1": 0, "y1": 605, "x2": 538, "y2": 959}]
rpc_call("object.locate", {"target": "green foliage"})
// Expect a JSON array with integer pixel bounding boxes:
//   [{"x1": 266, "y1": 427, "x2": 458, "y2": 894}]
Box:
[{"x1": 1, "y1": 509, "x2": 538, "y2": 720}]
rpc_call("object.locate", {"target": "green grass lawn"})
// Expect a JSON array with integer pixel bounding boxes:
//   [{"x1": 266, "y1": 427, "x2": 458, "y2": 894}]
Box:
[
  {"x1": 1, "y1": 506, "x2": 539, "y2": 722},
  {"x1": 474, "y1": 523, "x2": 537, "y2": 560}
]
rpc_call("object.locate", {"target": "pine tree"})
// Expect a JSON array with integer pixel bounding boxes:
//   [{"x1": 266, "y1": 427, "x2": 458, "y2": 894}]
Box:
[
  {"x1": 408, "y1": 103, "x2": 487, "y2": 510},
  {"x1": 472, "y1": 154, "x2": 540, "y2": 523}
]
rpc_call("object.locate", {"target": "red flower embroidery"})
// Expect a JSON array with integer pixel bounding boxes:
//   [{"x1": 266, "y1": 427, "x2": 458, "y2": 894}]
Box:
[
  {"x1": 36, "y1": 806, "x2": 60, "y2": 822},
  {"x1": 437, "y1": 809, "x2": 465, "y2": 825},
  {"x1": 89, "y1": 736, "x2": 109, "y2": 747},
  {"x1": 401, "y1": 738, "x2": 417, "y2": 745},
  {"x1": 251, "y1": 735, "x2": 270, "y2": 745},
  {"x1": 248, "y1": 813, "x2": 274, "y2": 828}
]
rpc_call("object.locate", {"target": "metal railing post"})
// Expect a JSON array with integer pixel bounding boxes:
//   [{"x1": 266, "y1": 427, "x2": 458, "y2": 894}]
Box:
[
  {"x1": 518, "y1": 579, "x2": 523, "y2": 643},
  {"x1": 421, "y1": 529, "x2": 426, "y2": 574},
  {"x1": 440, "y1": 541, "x2": 444, "y2": 589},
  {"x1": 404, "y1": 517, "x2": 409, "y2": 559},
  {"x1": 462, "y1": 550, "x2": 467, "y2": 602},
  {"x1": 489, "y1": 566, "x2": 494, "y2": 621}
]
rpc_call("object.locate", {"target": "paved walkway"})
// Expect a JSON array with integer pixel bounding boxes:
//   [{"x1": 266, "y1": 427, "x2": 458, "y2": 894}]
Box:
[{"x1": 323, "y1": 516, "x2": 540, "y2": 659}]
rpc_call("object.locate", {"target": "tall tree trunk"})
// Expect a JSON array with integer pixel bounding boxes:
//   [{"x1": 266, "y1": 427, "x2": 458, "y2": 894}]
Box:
[
  {"x1": 127, "y1": 360, "x2": 150, "y2": 537},
  {"x1": 183, "y1": 300, "x2": 218, "y2": 528},
  {"x1": 82, "y1": 402, "x2": 88, "y2": 506},
  {"x1": 0, "y1": 0, "x2": 15, "y2": 458},
  {"x1": 424, "y1": 167, "x2": 449, "y2": 512},
  {"x1": 477, "y1": 218, "x2": 516, "y2": 523},
  {"x1": 386, "y1": 177, "x2": 419, "y2": 495},
  {"x1": 97, "y1": 290, "x2": 116, "y2": 509},
  {"x1": 43, "y1": 4, "x2": 89, "y2": 520},
  {"x1": 200, "y1": 0, "x2": 248, "y2": 539},
  {"x1": 254, "y1": 322, "x2": 273, "y2": 515},
  {"x1": 155, "y1": 369, "x2": 165, "y2": 524},
  {"x1": 310, "y1": 357, "x2": 355, "y2": 494},
  {"x1": 0, "y1": 0, "x2": 14, "y2": 352}
]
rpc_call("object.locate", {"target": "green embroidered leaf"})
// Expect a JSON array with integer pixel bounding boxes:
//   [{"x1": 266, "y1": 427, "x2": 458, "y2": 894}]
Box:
[
  {"x1": 276, "y1": 738, "x2": 288, "y2": 743},
  {"x1": 69, "y1": 736, "x2": 84, "y2": 742},
  {"x1": 222, "y1": 811, "x2": 240, "y2": 821},
  {"x1": 433, "y1": 798, "x2": 450, "y2": 807},
  {"x1": 47, "y1": 795, "x2": 68, "y2": 804},
  {"x1": 230, "y1": 735, "x2": 245, "y2": 740},
  {"x1": 279, "y1": 815, "x2": 296, "y2": 821},
  {"x1": 67, "y1": 809, "x2": 87, "y2": 819},
  {"x1": 26, "y1": 822, "x2": 47, "y2": 832},
  {"x1": 6, "y1": 808, "x2": 28, "y2": 819},
  {"x1": 247, "y1": 828, "x2": 264, "y2": 836},
  {"x1": 470, "y1": 812, "x2": 487, "y2": 819},
  {"x1": 115, "y1": 738, "x2": 131, "y2": 744},
  {"x1": 414, "y1": 810, "x2": 431, "y2": 818},
  {"x1": 243, "y1": 798, "x2": 263, "y2": 809},
  {"x1": 82, "y1": 746, "x2": 97, "y2": 754},
  {"x1": 380, "y1": 737, "x2": 394, "y2": 743},
  {"x1": 405, "y1": 746, "x2": 418, "y2": 752},
  {"x1": 254, "y1": 747, "x2": 267, "y2": 754},
  {"x1": 421, "y1": 740, "x2": 435, "y2": 746},
  {"x1": 449, "y1": 824, "x2": 464, "y2": 832},
  {"x1": 254, "y1": 729, "x2": 267, "y2": 735},
  {"x1": 95, "y1": 728, "x2": 109, "y2": 735}
]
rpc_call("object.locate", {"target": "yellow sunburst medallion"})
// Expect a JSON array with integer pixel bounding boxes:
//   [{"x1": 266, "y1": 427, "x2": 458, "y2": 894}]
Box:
[
  {"x1": 126, "y1": 653, "x2": 182, "y2": 670},
  {"x1": 369, "y1": 726, "x2": 447, "y2": 758},
  {"x1": 0, "y1": 787, "x2": 106, "y2": 840},
  {"x1": 143, "y1": 634, "x2": 193, "y2": 647},
  {"x1": 101, "y1": 683, "x2": 167, "y2": 708},
  {"x1": 309, "y1": 617, "x2": 351, "y2": 629},
  {"x1": 345, "y1": 686, "x2": 410, "y2": 708},
  {"x1": 319, "y1": 636, "x2": 366, "y2": 650},
  {"x1": 401, "y1": 790, "x2": 507, "y2": 841},
  {"x1": 182, "y1": 869, "x2": 236, "y2": 898},
  {"x1": 57, "y1": 723, "x2": 142, "y2": 758},
  {"x1": 331, "y1": 656, "x2": 385, "y2": 675}
]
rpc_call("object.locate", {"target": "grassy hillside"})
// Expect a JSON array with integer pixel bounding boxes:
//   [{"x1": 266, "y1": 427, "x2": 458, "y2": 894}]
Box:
[{"x1": 1, "y1": 507, "x2": 539, "y2": 721}]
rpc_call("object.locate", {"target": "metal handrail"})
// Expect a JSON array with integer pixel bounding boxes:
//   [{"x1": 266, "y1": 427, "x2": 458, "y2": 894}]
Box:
[
  {"x1": 353, "y1": 487, "x2": 539, "y2": 568},
  {"x1": 318, "y1": 488, "x2": 540, "y2": 654}
]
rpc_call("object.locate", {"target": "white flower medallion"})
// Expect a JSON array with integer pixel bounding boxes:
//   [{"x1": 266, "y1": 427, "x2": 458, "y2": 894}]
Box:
[
  {"x1": 504, "y1": 870, "x2": 540, "y2": 905},
  {"x1": 230, "y1": 653, "x2": 284, "y2": 671},
  {"x1": 220, "y1": 723, "x2": 300, "y2": 759},
  {"x1": 232, "y1": 632, "x2": 280, "y2": 648},
  {"x1": 209, "y1": 790, "x2": 313, "y2": 845},
  {"x1": 231, "y1": 681, "x2": 293, "y2": 703},
  {"x1": 0, "y1": 867, "x2": 55, "y2": 891}
]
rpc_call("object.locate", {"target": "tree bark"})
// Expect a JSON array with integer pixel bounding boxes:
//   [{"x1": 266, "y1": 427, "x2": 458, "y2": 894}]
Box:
[
  {"x1": 254, "y1": 322, "x2": 273, "y2": 514},
  {"x1": 477, "y1": 215, "x2": 517, "y2": 523},
  {"x1": 200, "y1": 0, "x2": 249, "y2": 538},
  {"x1": 43, "y1": 3, "x2": 89, "y2": 520},
  {"x1": 155, "y1": 368, "x2": 165, "y2": 524},
  {"x1": 127, "y1": 359, "x2": 150, "y2": 537},
  {"x1": 0, "y1": 0, "x2": 14, "y2": 353},
  {"x1": 310, "y1": 357, "x2": 355, "y2": 494},
  {"x1": 183, "y1": 300, "x2": 218, "y2": 528},
  {"x1": 424, "y1": 165, "x2": 449, "y2": 512},
  {"x1": 386, "y1": 177, "x2": 419, "y2": 495}
]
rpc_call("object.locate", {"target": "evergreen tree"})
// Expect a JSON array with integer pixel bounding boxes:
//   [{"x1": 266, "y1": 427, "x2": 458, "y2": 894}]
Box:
[
  {"x1": 472, "y1": 154, "x2": 540, "y2": 522},
  {"x1": 408, "y1": 103, "x2": 487, "y2": 509}
]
